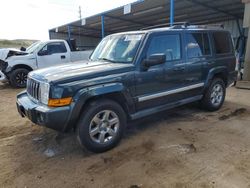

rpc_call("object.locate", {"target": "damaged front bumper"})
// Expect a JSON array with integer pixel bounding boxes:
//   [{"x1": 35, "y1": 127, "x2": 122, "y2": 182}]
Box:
[{"x1": 0, "y1": 71, "x2": 7, "y2": 82}]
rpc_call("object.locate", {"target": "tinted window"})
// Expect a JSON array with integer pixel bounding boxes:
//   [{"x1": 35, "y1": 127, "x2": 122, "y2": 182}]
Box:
[
  {"x1": 187, "y1": 33, "x2": 211, "y2": 58},
  {"x1": 212, "y1": 32, "x2": 232, "y2": 54},
  {"x1": 147, "y1": 34, "x2": 181, "y2": 61},
  {"x1": 41, "y1": 42, "x2": 67, "y2": 55}
]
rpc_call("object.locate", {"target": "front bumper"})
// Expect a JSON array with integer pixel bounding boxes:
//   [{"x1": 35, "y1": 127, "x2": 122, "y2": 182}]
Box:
[
  {"x1": 0, "y1": 71, "x2": 7, "y2": 82},
  {"x1": 16, "y1": 91, "x2": 72, "y2": 132}
]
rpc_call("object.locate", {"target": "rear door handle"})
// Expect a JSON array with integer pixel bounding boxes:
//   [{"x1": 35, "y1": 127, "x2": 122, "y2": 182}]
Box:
[
  {"x1": 173, "y1": 66, "x2": 185, "y2": 71},
  {"x1": 61, "y1": 55, "x2": 66, "y2": 59}
]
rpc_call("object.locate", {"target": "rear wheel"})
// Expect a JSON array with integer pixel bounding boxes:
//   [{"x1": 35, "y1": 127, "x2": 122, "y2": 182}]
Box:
[
  {"x1": 9, "y1": 68, "x2": 29, "y2": 88},
  {"x1": 76, "y1": 99, "x2": 126, "y2": 153},
  {"x1": 201, "y1": 78, "x2": 226, "y2": 111}
]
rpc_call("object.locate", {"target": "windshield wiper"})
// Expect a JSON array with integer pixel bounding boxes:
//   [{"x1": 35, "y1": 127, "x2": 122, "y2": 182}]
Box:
[{"x1": 97, "y1": 58, "x2": 115, "y2": 63}]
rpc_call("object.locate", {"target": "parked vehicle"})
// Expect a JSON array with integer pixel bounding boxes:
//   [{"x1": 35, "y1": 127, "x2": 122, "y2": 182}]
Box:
[
  {"x1": 0, "y1": 40, "x2": 93, "y2": 87},
  {"x1": 16, "y1": 24, "x2": 237, "y2": 153}
]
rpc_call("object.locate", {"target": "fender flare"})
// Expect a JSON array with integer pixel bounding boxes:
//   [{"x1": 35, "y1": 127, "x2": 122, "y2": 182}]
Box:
[
  {"x1": 204, "y1": 66, "x2": 228, "y2": 88},
  {"x1": 64, "y1": 83, "x2": 134, "y2": 131}
]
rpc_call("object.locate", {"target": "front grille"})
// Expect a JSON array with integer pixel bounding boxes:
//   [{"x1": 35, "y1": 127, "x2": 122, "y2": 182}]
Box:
[{"x1": 27, "y1": 78, "x2": 40, "y2": 101}]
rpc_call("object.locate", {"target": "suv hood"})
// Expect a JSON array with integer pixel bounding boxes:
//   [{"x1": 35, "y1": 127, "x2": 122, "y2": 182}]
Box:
[{"x1": 29, "y1": 61, "x2": 135, "y2": 83}]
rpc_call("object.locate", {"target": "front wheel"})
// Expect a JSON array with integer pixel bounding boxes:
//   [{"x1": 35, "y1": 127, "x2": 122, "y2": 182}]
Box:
[
  {"x1": 76, "y1": 99, "x2": 126, "y2": 153},
  {"x1": 9, "y1": 68, "x2": 29, "y2": 88},
  {"x1": 200, "y1": 78, "x2": 226, "y2": 111}
]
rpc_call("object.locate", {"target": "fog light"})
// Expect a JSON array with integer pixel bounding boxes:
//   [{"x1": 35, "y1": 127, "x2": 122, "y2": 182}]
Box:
[{"x1": 37, "y1": 112, "x2": 45, "y2": 123}]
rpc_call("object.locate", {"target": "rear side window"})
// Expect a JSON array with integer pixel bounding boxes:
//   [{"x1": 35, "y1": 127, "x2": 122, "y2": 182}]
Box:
[
  {"x1": 187, "y1": 33, "x2": 211, "y2": 58},
  {"x1": 146, "y1": 34, "x2": 181, "y2": 61},
  {"x1": 212, "y1": 32, "x2": 232, "y2": 54}
]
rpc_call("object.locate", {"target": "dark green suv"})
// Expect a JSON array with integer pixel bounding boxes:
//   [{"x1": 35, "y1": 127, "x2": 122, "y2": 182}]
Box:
[{"x1": 17, "y1": 24, "x2": 237, "y2": 152}]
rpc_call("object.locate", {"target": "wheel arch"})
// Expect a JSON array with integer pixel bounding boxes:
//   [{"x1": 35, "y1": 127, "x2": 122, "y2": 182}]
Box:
[
  {"x1": 205, "y1": 66, "x2": 228, "y2": 88},
  {"x1": 11, "y1": 64, "x2": 33, "y2": 72},
  {"x1": 65, "y1": 83, "x2": 135, "y2": 132}
]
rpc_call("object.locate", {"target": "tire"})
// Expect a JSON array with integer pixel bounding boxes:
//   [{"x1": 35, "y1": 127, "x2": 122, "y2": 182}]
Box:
[
  {"x1": 9, "y1": 68, "x2": 29, "y2": 88},
  {"x1": 76, "y1": 99, "x2": 126, "y2": 153},
  {"x1": 200, "y1": 78, "x2": 226, "y2": 111}
]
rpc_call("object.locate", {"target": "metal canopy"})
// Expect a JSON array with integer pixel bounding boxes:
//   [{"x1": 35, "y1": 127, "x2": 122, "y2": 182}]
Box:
[{"x1": 49, "y1": 0, "x2": 245, "y2": 39}]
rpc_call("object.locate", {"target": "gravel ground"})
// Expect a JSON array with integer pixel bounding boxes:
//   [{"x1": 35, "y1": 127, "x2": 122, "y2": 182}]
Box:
[{"x1": 0, "y1": 83, "x2": 250, "y2": 188}]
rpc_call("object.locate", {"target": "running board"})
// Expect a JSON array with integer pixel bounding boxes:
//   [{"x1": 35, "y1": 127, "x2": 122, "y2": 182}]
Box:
[{"x1": 130, "y1": 95, "x2": 203, "y2": 120}]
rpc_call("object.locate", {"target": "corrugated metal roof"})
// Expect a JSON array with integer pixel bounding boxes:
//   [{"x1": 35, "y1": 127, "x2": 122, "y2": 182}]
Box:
[{"x1": 49, "y1": 0, "x2": 244, "y2": 39}]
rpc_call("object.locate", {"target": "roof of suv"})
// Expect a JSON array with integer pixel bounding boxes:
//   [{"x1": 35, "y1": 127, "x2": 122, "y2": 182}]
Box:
[{"x1": 110, "y1": 24, "x2": 228, "y2": 37}]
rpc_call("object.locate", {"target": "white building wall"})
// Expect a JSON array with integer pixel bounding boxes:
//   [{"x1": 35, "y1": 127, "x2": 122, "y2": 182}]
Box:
[{"x1": 218, "y1": 20, "x2": 248, "y2": 38}]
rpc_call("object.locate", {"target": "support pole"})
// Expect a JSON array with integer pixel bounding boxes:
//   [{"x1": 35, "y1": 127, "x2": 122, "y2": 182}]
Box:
[
  {"x1": 101, "y1": 15, "x2": 105, "y2": 38},
  {"x1": 67, "y1": 25, "x2": 71, "y2": 40},
  {"x1": 242, "y1": 1, "x2": 250, "y2": 80},
  {"x1": 236, "y1": 19, "x2": 245, "y2": 73},
  {"x1": 170, "y1": 0, "x2": 175, "y2": 26},
  {"x1": 243, "y1": 29, "x2": 250, "y2": 80}
]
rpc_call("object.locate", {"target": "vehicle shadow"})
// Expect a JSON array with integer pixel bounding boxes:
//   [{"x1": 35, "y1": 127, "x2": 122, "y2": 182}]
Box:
[
  {"x1": 0, "y1": 82, "x2": 12, "y2": 90},
  {"x1": 125, "y1": 103, "x2": 202, "y2": 138},
  {"x1": 24, "y1": 103, "x2": 202, "y2": 158},
  {"x1": 27, "y1": 101, "x2": 245, "y2": 158}
]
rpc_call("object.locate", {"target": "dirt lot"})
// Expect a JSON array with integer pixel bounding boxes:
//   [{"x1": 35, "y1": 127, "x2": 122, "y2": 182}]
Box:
[{"x1": 0, "y1": 83, "x2": 250, "y2": 188}]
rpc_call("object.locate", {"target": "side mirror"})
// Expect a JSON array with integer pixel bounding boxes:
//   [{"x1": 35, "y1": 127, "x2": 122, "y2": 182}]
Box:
[
  {"x1": 20, "y1": 47, "x2": 26, "y2": 51},
  {"x1": 142, "y1": 54, "x2": 166, "y2": 70},
  {"x1": 38, "y1": 50, "x2": 49, "y2": 56}
]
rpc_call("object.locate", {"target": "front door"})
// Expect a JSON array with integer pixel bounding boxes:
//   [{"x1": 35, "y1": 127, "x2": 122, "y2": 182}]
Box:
[
  {"x1": 37, "y1": 42, "x2": 70, "y2": 68},
  {"x1": 135, "y1": 32, "x2": 186, "y2": 111}
]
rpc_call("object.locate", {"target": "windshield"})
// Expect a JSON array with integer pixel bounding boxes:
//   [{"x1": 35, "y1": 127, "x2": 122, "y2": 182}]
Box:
[
  {"x1": 90, "y1": 34, "x2": 144, "y2": 63},
  {"x1": 26, "y1": 41, "x2": 44, "y2": 54}
]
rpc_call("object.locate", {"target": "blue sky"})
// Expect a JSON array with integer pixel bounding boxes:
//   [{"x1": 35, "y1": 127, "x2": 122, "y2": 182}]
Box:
[{"x1": 0, "y1": 0, "x2": 137, "y2": 40}]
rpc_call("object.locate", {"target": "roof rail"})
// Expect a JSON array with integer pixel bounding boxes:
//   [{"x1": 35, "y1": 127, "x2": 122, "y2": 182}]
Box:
[
  {"x1": 140, "y1": 22, "x2": 190, "y2": 30},
  {"x1": 186, "y1": 24, "x2": 224, "y2": 29}
]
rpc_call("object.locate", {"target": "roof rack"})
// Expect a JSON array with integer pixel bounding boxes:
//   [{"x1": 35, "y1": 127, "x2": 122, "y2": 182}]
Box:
[
  {"x1": 186, "y1": 24, "x2": 224, "y2": 29},
  {"x1": 140, "y1": 22, "x2": 224, "y2": 30},
  {"x1": 140, "y1": 22, "x2": 190, "y2": 30}
]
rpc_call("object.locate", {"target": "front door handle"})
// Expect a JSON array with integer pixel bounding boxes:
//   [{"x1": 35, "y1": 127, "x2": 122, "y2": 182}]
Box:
[{"x1": 61, "y1": 55, "x2": 66, "y2": 59}]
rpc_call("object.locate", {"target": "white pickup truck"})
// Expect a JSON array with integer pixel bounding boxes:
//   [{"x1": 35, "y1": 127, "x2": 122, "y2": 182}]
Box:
[{"x1": 0, "y1": 39, "x2": 93, "y2": 87}]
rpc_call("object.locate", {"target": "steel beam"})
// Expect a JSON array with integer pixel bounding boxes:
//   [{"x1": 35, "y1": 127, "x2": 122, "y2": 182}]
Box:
[
  {"x1": 185, "y1": 0, "x2": 240, "y2": 19},
  {"x1": 170, "y1": 0, "x2": 175, "y2": 26},
  {"x1": 104, "y1": 15, "x2": 150, "y2": 26},
  {"x1": 101, "y1": 15, "x2": 105, "y2": 38}
]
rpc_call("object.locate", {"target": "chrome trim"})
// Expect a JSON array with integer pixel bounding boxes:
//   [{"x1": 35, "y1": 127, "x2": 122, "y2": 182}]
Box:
[{"x1": 138, "y1": 83, "x2": 205, "y2": 102}]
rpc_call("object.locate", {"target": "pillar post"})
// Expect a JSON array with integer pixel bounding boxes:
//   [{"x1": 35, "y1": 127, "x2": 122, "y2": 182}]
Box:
[
  {"x1": 170, "y1": 0, "x2": 175, "y2": 26},
  {"x1": 242, "y1": 0, "x2": 250, "y2": 80},
  {"x1": 101, "y1": 15, "x2": 105, "y2": 38}
]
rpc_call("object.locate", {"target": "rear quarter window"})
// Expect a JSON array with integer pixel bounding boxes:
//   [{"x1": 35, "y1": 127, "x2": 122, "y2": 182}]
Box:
[
  {"x1": 186, "y1": 33, "x2": 211, "y2": 58},
  {"x1": 212, "y1": 32, "x2": 232, "y2": 55}
]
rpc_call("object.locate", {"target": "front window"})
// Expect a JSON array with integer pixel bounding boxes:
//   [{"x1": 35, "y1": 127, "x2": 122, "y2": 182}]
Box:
[
  {"x1": 39, "y1": 42, "x2": 67, "y2": 55},
  {"x1": 146, "y1": 34, "x2": 181, "y2": 61},
  {"x1": 26, "y1": 41, "x2": 44, "y2": 54},
  {"x1": 90, "y1": 34, "x2": 144, "y2": 63}
]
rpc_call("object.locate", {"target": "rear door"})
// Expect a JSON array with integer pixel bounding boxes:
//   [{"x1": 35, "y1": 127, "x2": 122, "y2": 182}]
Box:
[
  {"x1": 37, "y1": 42, "x2": 70, "y2": 68},
  {"x1": 184, "y1": 32, "x2": 212, "y2": 96}
]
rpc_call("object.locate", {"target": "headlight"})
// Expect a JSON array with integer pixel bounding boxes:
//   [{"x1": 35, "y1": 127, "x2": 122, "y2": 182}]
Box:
[{"x1": 39, "y1": 82, "x2": 50, "y2": 105}]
